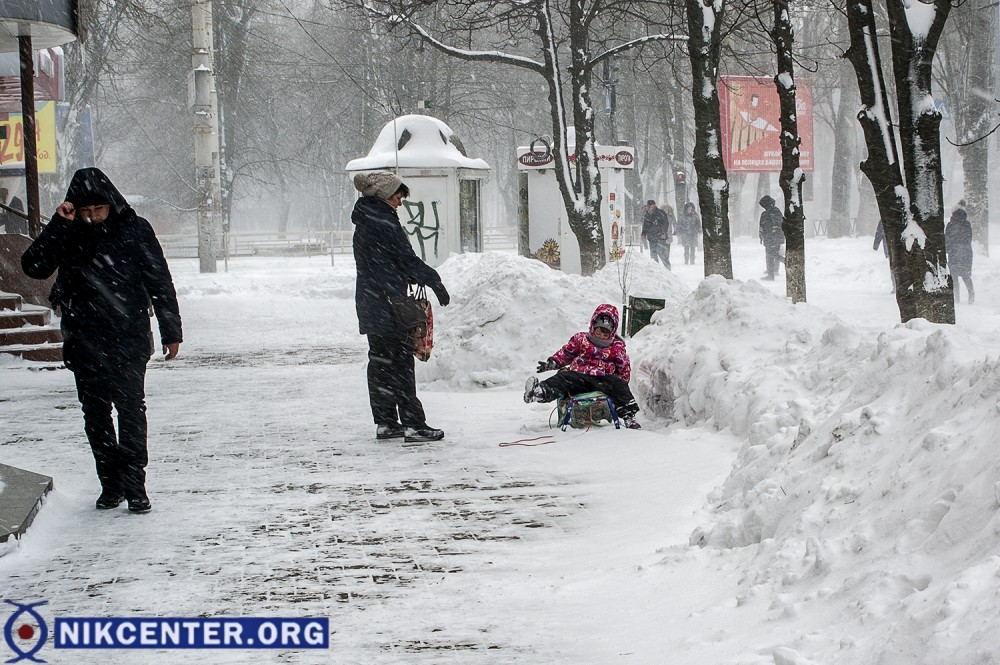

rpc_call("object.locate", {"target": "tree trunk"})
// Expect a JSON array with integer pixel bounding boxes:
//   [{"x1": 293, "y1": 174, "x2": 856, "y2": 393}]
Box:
[
  {"x1": 844, "y1": 0, "x2": 953, "y2": 324},
  {"x1": 886, "y1": 0, "x2": 954, "y2": 324},
  {"x1": 944, "y1": 4, "x2": 993, "y2": 254},
  {"x1": 535, "y1": 0, "x2": 605, "y2": 275},
  {"x1": 686, "y1": 0, "x2": 733, "y2": 279},
  {"x1": 771, "y1": 0, "x2": 806, "y2": 303},
  {"x1": 828, "y1": 61, "x2": 856, "y2": 239}
]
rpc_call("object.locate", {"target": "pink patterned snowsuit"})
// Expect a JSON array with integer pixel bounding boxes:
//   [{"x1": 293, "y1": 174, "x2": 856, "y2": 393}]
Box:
[{"x1": 538, "y1": 304, "x2": 638, "y2": 418}]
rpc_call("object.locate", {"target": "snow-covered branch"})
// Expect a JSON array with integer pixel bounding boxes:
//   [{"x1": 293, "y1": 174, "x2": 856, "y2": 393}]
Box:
[
  {"x1": 366, "y1": 5, "x2": 546, "y2": 73},
  {"x1": 588, "y1": 33, "x2": 689, "y2": 70}
]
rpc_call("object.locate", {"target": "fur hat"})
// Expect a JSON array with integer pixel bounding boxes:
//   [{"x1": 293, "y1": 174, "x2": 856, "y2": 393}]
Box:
[
  {"x1": 353, "y1": 171, "x2": 404, "y2": 201},
  {"x1": 646, "y1": 199, "x2": 656, "y2": 206},
  {"x1": 759, "y1": 195, "x2": 775, "y2": 208}
]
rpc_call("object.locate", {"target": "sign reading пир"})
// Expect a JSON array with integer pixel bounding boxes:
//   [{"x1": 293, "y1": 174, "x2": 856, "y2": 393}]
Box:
[{"x1": 4, "y1": 600, "x2": 329, "y2": 662}]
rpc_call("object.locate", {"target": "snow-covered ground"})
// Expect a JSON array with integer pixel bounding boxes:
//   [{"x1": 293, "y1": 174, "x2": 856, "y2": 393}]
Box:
[{"x1": 3, "y1": 234, "x2": 1000, "y2": 664}]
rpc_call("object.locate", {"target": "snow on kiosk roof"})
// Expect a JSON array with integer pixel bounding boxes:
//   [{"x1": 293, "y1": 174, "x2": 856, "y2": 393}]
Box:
[{"x1": 345, "y1": 115, "x2": 489, "y2": 172}]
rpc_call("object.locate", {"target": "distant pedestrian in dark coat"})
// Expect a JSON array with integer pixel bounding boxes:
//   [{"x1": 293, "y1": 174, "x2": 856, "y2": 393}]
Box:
[
  {"x1": 945, "y1": 200, "x2": 974, "y2": 304},
  {"x1": 21, "y1": 168, "x2": 182, "y2": 514},
  {"x1": 758, "y1": 195, "x2": 784, "y2": 280},
  {"x1": 677, "y1": 202, "x2": 700, "y2": 264},
  {"x1": 873, "y1": 220, "x2": 895, "y2": 293},
  {"x1": 0, "y1": 186, "x2": 26, "y2": 234},
  {"x1": 641, "y1": 200, "x2": 671, "y2": 269},
  {"x1": 352, "y1": 170, "x2": 450, "y2": 443}
]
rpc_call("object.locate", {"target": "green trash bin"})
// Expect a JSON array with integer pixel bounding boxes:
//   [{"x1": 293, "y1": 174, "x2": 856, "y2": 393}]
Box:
[{"x1": 625, "y1": 296, "x2": 665, "y2": 337}]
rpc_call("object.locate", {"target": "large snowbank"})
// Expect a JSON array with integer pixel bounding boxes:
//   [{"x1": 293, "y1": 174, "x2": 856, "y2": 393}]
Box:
[
  {"x1": 423, "y1": 251, "x2": 688, "y2": 388},
  {"x1": 629, "y1": 272, "x2": 1000, "y2": 664}
]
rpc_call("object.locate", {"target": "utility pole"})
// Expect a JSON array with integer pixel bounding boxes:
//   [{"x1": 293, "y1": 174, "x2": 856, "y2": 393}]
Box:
[
  {"x1": 18, "y1": 36, "x2": 40, "y2": 238},
  {"x1": 602, "y1": 56, "x2": 618, "y2": 145},
  {"x1": 191, "y1": 0, "x2": 221, "y2": 273}
]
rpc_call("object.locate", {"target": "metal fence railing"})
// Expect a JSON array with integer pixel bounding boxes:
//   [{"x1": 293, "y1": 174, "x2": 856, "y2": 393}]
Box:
[
  {"x1": 159, "y1": 227, "x2": 521, "y2": 259},
  {"x1": 157, "y1": 230, "x2": 353, "y2": 260}
]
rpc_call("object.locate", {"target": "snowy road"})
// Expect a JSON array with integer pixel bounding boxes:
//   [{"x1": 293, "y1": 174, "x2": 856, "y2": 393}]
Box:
[{"x1": 1, "y1": 256, "x2": 735, "y2": 664}]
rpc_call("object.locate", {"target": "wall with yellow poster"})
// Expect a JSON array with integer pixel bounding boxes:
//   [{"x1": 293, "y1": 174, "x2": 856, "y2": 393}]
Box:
[{"x1": 0, "y1": 102, "x2": 57, "y2": 173}]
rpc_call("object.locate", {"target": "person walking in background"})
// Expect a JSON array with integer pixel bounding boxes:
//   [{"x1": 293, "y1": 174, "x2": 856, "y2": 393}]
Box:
[
  {"x1": 945, "y1": 199, "x2": 974, "y2": 304},
  {"x1": 352, "y1": 170, "x2": 451, "y2": 443},
  {"x1": 659, "y1": 203, "x2": 676, "y2": 269},
  {"x1": 873, "y1": 220, "x2": 896, "y2": 294},
  {"x1": 21, "y1": 168, "x2": 182, "y2": 514},
  {"x1": 0, "y1": 186, "x2": 26, "y2": 235},
  {"x1": 677, "y1": 202, "x2": 701, "y2": 264},
  {"x1": 758, "y1": 195, "x2": 785, "y2": 281},
  {"x1": 641, "y1": 199, "x2": 671, "y2": 269}
]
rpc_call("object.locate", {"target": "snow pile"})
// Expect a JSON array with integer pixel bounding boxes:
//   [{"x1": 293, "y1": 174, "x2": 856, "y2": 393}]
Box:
[
  {"x1": 631, "y1": 274, "x2": 1000, "y2": 663},
  {"x1": 422, "y1": 250, "x2": 688, "y2": 389},
  {"x1": 345, "y1": 114, "x2": 489, "y2": 171}
]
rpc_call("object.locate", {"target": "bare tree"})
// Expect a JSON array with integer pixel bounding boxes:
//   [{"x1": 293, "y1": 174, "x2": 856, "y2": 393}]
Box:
[
  {"x1": 686, "y1": 0, "x2": 734, "y2": 278},
  {"x1": 939, "y1": 0, "x2": 995, "y2": 254},
  {"x1": 349, "y1": 0, "x2": 685, "y2": 275},
  {"x1": 844, "y1": 0, "x2": 954, "y2": 323},
  {"x1": 768, "y1": 0, "x2": 806, "y2": 302}
]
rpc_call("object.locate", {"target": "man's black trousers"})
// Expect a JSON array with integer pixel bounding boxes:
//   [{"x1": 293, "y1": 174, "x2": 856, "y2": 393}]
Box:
[
  {"x1": 367, "y1": 331, "x2": 426, "y2": 428},
  {"x1": 72, "y1": 358, "x2": 149, "y2": 501}
]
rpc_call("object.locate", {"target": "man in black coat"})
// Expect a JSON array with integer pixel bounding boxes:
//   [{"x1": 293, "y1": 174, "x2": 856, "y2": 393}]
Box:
[
  {"x1": 352, "y1": 170, "x2": 450, "y2": 443},
  {"x1": 758, "y1": 195, "x2": 785, "y2": 280},
  {"x1": 21, "y1": 167, "x2": 182, "y2": 514},
  {"x1": 641, "y1": 199, "x2": 672, "y2": 268}
]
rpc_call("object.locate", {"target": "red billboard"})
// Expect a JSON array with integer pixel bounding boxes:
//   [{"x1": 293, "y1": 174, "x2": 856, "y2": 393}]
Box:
[{"x1": 719, "y1": 76, "x2": 814, "y2": 172}]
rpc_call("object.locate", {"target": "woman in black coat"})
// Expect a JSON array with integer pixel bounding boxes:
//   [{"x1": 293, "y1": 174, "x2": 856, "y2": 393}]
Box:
[
  {"x1": 21, "y1": 167, "x2": 182, "y2": 513},
  {"x1": 945, "y1": 201, "x2": 974, "y2": 303},
  {"x1": 352, "y1": 171, "x2": 450, "y2": 443}
]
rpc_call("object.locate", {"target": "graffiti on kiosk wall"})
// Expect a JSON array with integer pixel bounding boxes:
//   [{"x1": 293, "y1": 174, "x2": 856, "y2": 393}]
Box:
[{"x1": 401, "y1": 199, "x2": 441, "y2": 261}]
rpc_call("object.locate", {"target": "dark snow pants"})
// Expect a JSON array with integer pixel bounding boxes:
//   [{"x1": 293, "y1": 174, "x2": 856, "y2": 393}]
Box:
[
  {"x1": 648, "y1": 240, "x2": 671, "y2": 270},
  {"x1": 73, "y1": 358, "x2": 149, "y2": 501},
  {"x1": 538, "y1": 371, "x2": 639, "y2": 418},
  {"x1": 681, "y1": 238, "x2": 697, "y2": 264},
  {"x1": 764, "y1": 243, "x2": 783, "y2": 277},
  {"x1": 366, "y1": 331, "x2": 427, "y2": 428}
]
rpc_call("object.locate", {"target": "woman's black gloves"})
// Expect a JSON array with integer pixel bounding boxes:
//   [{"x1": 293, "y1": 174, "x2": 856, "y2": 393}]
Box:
[{"x1": 431, "y1": 282, "x2": 450, "y2": 306}]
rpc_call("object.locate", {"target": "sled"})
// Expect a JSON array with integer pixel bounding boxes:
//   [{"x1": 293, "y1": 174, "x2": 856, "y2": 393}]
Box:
[{"x1": 556, "y1": 391, "x2": 621, "y2": 431}]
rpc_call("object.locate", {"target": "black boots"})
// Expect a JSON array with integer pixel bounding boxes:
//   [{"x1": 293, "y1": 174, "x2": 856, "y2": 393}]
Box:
[
  {"x1": 404, "y1": 426, "x2": 445, "y2": 442},
  {"x1": 376, "y1": 423, "x2": 406, "y2": 440},
  {"x1": 95, "y1": 491, "x2": 124, "y2": 510}
]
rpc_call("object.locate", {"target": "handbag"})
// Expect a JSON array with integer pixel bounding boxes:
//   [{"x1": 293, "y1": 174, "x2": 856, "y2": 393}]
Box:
[
  {"x1": 413, "y1": 296, "x2": 434, "y2": 362},
  {"x1": 389, "y1": 286, "x2": 428, "y2": 331},
  {"x1": 389, "y1": 286, "x2": 434, "y2": 362}
]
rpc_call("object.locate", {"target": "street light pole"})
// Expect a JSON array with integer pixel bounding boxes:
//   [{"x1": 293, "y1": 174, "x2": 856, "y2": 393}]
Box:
[{"x1": 191, "y1": 0, "x2": 221, "y2": 273}]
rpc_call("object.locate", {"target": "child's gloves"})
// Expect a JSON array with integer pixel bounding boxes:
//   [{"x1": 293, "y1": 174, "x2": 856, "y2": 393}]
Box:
[{"x1": 536, "y1": 359, "x2": 559, "y2": 373}]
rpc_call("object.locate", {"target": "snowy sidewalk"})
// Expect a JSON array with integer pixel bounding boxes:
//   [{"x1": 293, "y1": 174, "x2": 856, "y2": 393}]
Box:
[{"x1": 0, "y1": 257, "x2": 734, "y2": 664}]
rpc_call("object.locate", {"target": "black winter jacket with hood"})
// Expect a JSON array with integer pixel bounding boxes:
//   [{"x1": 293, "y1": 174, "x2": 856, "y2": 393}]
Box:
[
  {"x1": 21, "y1": 168, "x2": 182, "y2": 371},
  {"x1": 352, "y1": 195, "x2": 442, "y2": 335}
]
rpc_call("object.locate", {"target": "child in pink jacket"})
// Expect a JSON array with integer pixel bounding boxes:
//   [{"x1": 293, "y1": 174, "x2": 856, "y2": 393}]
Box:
[{"x1": 523, "y1": 303, "x2": 641, "y2": 429}]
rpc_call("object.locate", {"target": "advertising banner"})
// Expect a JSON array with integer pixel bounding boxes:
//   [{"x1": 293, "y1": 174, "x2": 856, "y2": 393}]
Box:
[
  {"x1": 719, "y1": 76, "x2": 814, "y2": 173},
  {"x1": 0, "y1": 101, "x2": 57, "y2": 173}
]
